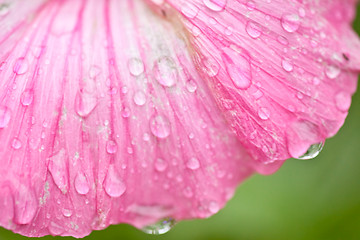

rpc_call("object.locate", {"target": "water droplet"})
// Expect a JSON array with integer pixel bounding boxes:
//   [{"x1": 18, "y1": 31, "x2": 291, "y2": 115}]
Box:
[
  {"x1": 122, "y1": 107, "x2": 131, "y2": 118},
  {"x1": 277, "y1": 36, "x2": 289, "y2": 46},
  {"x1": 11, "y1": 138, "x2": 22, "y2": 150},
  {"x1": 0, "y1": 3, "x2": 10, "y2": 16},
  {"x1": 282, "y1": 58, "x2": 293, "y2": 72},
  {"x1": 181, "y1": 3, "x2": 199, "y2": 18},
  {"x1": 143, "y1": 218, "x2": 176, "y2": 235},
  {"x1": 0, "y1": 106, "x2": 11, "y2": 129},
  {"x1": 74, "y1": 172, "x2": 90, "y2": 195},
  {"x1": 186, "y1": 157, "x2": 200, "y2": 170},
  {"x1": 14, "y1": 184, "x2": 37, "y2": 224},
  {"x1": 75, "y1": 91, "x2": 98, "y2": 118},
  {"x1": 295, "y1": 142, "x2": 324, "y2": 160},
  {"x1": 208, "y1": 201, "x2": 220, "y2": 214},
  {"x1": 325, "y1": 65, "x2": 340, "y2": 79},
  {"x1": 246, "y1": 21, "x2": 262, "y2": 39},
  {"x1": 224, "y1": 26, "x2": 233, "y2": 36},
  {"x1": 21, "y1": 89, "x2": 34, "y2": 106},
  {"x1": 186, "y1": 79, "x2": 198, "y2": 93},
  {"x1": 128, "y1": 58, "x2": 145, "y2": 76},
  {"x1": 222, "y1": 51, "x2": 252, "y2": 90},
  {"x1": 133, "y1": 91, "x2": 147, "y2": 106},
  {"x1": 104, "y1": 165, "x2": 126, "y2": 198},
  {"x1": 281, "y1": 14, "x2": 300, "y2": 33},
  {"x1": 153, "y1": 57, "x2": 178, "y2": 87},
  {"x1": 258, "y1": 107, "x2": 270, "y2": 120},
  {"x1": 203, "y1": 0, "x2": 227, "y2": 12},
  {"x1": 202, "y1": 58, "x2": 220, "y2": 77},
  {"x1": 335, "y1": 91, "x2": 351, "y2": 112},
  {"x1": 106, "y1": 140, "x2": 118, "y2": 154},
  {"x1": 13, "y1": 58, "x2": 29, "y2": 75},
  {"x1": 62, "y1": 208, "x2": 73, "y2": 217},
  {"x1": 48, "y1": 149, "x2": 69, "y2": 194},
  {"x1": 246, "y1": 1, "x2": 256, "y2": 10},
  {"x1": 155, "y1": 158, "x2": 168, "y2": 172},
  {"x1": 150, "y1": 115, "x2": 171, "y2": 139}
]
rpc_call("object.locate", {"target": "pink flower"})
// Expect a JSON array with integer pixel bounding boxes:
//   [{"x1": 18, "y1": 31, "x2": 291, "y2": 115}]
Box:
[{"x1": 0, "y1": 0, "x2": 359, "y2": 237}]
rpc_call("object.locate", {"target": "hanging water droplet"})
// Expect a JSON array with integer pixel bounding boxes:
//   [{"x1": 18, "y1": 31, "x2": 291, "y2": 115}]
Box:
[
  {"x1": 142, "y1": 218, "x2": 176, "y2": 235},
  {"x1": 246, "y1": 21, "x2": 262, "y2": 39},
  {"x1": 11, "y1": 138, "x2": 22, "y2": 150},
  {"x1": 0, "y1": 106, "x2": 11, "y2": 129},
  {"x1": 133, "y1": 91, "x2": 147, "y2": 106},
  {"x1": 128, "y1": 58, "x2": 145, "y2": 76},
  {"x1": 21, "y1": 89, "x2": 34, "y2": 106},
  {"x1": 186, "y1": 157, "x2": 200, "y2": 170},
  {"x1": 104, "y1": 165, "x2": 126, "y2": 198},
  {"x1": 106, "y1": 140, "x2": 118, "y2": 154},
  {"x1": 150, "y1": 115, "x2": 171, "y2": 139},
  {"x1": 155, "y1": 158, "x2": 168, "y2": 172},
  {"x1": 153, "y1": 57, "x2": 178, "y2": 87},
  {"x1": 281, "y1": 14, "x2": 300, "y2": 33},
  {"x1": 203, "y1": 0, "x2": 227, "y2": 12},
  {"x1": 13, "y1": 58, "x2": 29, "y2": 75},
  {"x1": 74, "y1": 172, "x2": 90, "y2": 195},
  {"x1": 295, "y1": 142, "x2": 324, "y2": 160}
]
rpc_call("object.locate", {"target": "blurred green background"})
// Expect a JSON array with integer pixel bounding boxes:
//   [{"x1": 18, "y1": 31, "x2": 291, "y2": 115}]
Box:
[{"x1": 1, "y1": 5, "x2": 360, "y2": 240}]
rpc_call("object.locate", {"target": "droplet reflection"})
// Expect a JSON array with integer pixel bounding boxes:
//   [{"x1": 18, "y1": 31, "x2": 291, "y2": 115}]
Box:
[
  {"x1": 296, "y1": 142, "x2": 324, "y2": 160},
  {"x1": 142, "y1": 218, "x2": 176, "y2": 235}
]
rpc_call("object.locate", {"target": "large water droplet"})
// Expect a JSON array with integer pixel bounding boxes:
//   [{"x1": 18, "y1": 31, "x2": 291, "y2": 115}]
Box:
[
  {"x1": 48, "y1": 149, "x2": 69, "y2": 194},
  {"x1": 13, "y1": 58, "x2": 29, "y2": 75},
  {"x1": 104, "y1": 165, "x2": 126, "y2": 198},
  {"x1": 0, "y1": 106, "x2": 11, "y2": 129},
  {"x1": 74, "y1": 172, "x2": 90, "y2": 195},
  {"x1": 203, "y1": 0, "x2": 227, "y2": 12},
  {"x1": 21, "y1": 89, "x2": 34, "y2": 106},
  {"x1": 150, "y1": 115, "x2": 171, "y2": 139},
  {"x1": 143, "y1": 218, "x2": 176, "y2": 235},
  {"x1": 128, "y1": 58, "x2": 145, "y2": 76},
  {"x1": 153, "y1": 57, "x2": 178, "y2": 87},
  {"x1": 281, "y1": 14, "x2": 300, "y2": 33},
  {"x1": 295, "y1": 142, "x2": 324, "y2": 160},
  {"x1": 246, "y1": 21, "x2": 262, "y2": 39},
  {"x1": 75, "y1": 91, "x2": 98, "y2": 118},
  {"x1": 186, "y1": 157, "x2": 200, "y2": 170},
  {"x1": 0, "y1": 3, "x2": 10, "y2": 16},
  {"x1": 133, "y1": 91, "x2": 147, "y2": 106}
]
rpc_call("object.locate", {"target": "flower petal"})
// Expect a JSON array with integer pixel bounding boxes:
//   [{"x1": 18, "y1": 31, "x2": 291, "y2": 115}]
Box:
[
  {"x1": 147, "y1": 0, "x2": 360, "y2": 162},
  {"x1": 0, "y1": 0, "x2": 275, "y2": 237}
]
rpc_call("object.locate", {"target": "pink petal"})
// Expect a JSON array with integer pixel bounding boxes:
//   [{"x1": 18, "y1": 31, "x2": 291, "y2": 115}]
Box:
[{"x1": 0, "y1": 0, "x2": 359, "y2": 238}]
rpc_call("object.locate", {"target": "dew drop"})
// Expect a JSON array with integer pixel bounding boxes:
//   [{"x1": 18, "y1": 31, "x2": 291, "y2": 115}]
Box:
[
  {"x1": 106, "y1": 140, "x2": 118, "y2": 154},
  {"x1": 325, "y1": 65, "x2": 340, "y2": 79},
  {"x1": 335, "y1": 91, "x2": 351, "y2": 112},
  {"x1": 202, "y1": 58, "x2": 220, "y2": 77},
  {"x1": 186, "y1": 157, "x2": 200, "y2": 170},
  {"x1": 203, "y1": 0, "x2": 227, "y2": 12},
  {"x1": 155, "y1": 158, "x2": 168, "y2": 172},
  {"x1": 281, "y1": 14, "x2": 300, "y2": 33},
  {"x1": 133, "y1": 91, "x2": 147, "y2": 106},
  {"x1": 62, "y1": 208, "x2": 73, "y2": 218},
  {"x1": 295, "y1": 142, "x2": 324, "y2": 160},
  {"x1": 282, "y1": 58, "x2": 293, "y2": 72},
  {"x1": 74, "y1": 172, "x2": 90, "y2": 195},
  {"x1": 153, "y1": 57, "x2": 178, "y2": 87},
  {"x1": 208, "y1": 201, "x2": 220, "y2": 214},
  {"x1": 48, "y1": 149, "x2": 69, "y2": 194},
  {"x1": 21, "y1": 89, "x2": 34, "y2": 106},
  {"x1": 222, "y1": 51, "x2": 252, "y2": 90},
  {"x1": 246, "y1": 1, "x2": 256, "y2": 10},
  {"x1": 258, "y1": 107, "x2": 270, "y2": 120},
  {"x1": 143, "y1": 218, "x2": 176, "y2": 235},
  {"x1": 150, "y1": 115, "x2": 171, "y2": 139},
  {"x1": 75, "y1": 91, "x2": 98, "y2": 118},
  {"x1": 13, "y1": 58, "x2": 29, "y2": 75},
  {"x1": 14, "y1": 184, "x2": 37, "y2": 225},
  {"x1": 11, "y1": 138, "x2": 22, "y2": 150},
  {"x1": 128, "y1": 58, "x2": 145, "y2": 76},
  {"x1": 122, "y1": 107, "x2": 131, "y2": 118},
  {"x1": 246, "y1": 21, "x2": 262, "y2": 39},
  {"x1": 0, "y1": 106, "x2": 11, "y2": 129},
  {"x1": 0, "y1": 3, "x2": 10, "y2": 16},
  {"x1": 181, "y1": 3, "x2": 199, "y2": 18},
  {"x1": 186, "y1": 79, "x2": 198, "y2": 93},
  {"x1": 104, "y1": 165, "x2": 126, "y2": 198}
]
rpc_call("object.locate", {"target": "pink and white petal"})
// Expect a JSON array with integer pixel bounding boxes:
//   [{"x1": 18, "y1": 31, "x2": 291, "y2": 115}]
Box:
[
  {"x1": 148, "y1": 0, "x2": 360, "y2": 163},
  {"x1": 0, "y1": 0, "x2": 270, "y2": 237}
]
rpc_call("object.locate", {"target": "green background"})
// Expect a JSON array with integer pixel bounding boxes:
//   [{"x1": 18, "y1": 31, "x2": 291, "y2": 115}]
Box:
[{"x1": 1, "y1": 6, "x2": 360, "y2": 240}]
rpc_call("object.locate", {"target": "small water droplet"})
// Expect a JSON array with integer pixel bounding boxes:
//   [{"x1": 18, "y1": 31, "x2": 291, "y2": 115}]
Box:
[
  {"x1": 153, "y1": 57, "x2": 178, "y2": 87},
  {"x1": 143, "y1": 218, "x2": 176, "y2": 235},
  {"x1": 335, "y1": 91, "x2": 351, "y2": 112},
  {"x1": 325, "y1": 65, "x2": 340, "y2": 79},
  {"x1": 11, "y1": 138, "x2": 22, "y2": 150},
  {"x1": 14, "y1": 184, "x2": 37, "y2": 224},
  {"x1": 281, "y1": 14, "x2": 300, "y2": 33},
  {"x1": 155, "y1": 158, "x2": 168, "y2": 172},
  {"x1": 128, "y1": 58, "x2": 144, "y2": 76},
  {"x1": 186, "y1": 79, "x2": 198, "y2": 93},
  {"x1": 150, "y1": 115, "x2": 171, "y2": 139},
  {"x1": 295, "y1": 142, "x2": 324, "y2": 160},
  {"x1": 246, "y1": 21, "x2": 262, "y2": 39},
  {"x1": 0, "y1": 106, "x2": 11, "y2": 129},
  {"x1": 122, "y1": 107, "x2": 131, "y2": 118},
  {"x1": 74, "y1": 172, "x2": 90, "y2": 195},
  {"x1": 202, "y1": 58, "x2": 220, "y2": 77},
  {"x1": 186, "y1": 157, "x2": 200, "y2": 170},
  {"x1": 282, "y1": 58, "x2": 293, "y2": 72},
  {"x1": 133, "y1": 91, "x2": 147, "y2": 106},
  {"x1": 258, "y1": 107, "x2": 270, "y2": 120},
  {"x1": 208, "y1": 201, "x2": 220, "y2": 214},
  {"x1": 13, "y1": 58, "x2": 29, "y2": 75},
  {"x1": 48, "y1": 149, "x2": 69, "y2": 194},
  {"x1": 203, "y1": 0, "x2": 227, "y2": 12},
  {"x1": 181, "y1": 3, "x2": 199, "y2": 18},
  {"x1": 104, "y1": 165, "x2": 126, "y2": 198},
  {"x1": 75, "y1": 91, "x2": 98, "y2": 118},
  {"x1": 106, "y1": 140, "x2": 118, "y2": 154},
  {"x1": 62, "y1": 208, "x2": 73, "y2": 217},
  {"x1": 21, "y1": 89, "x2": 34, "y2": 106}
]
